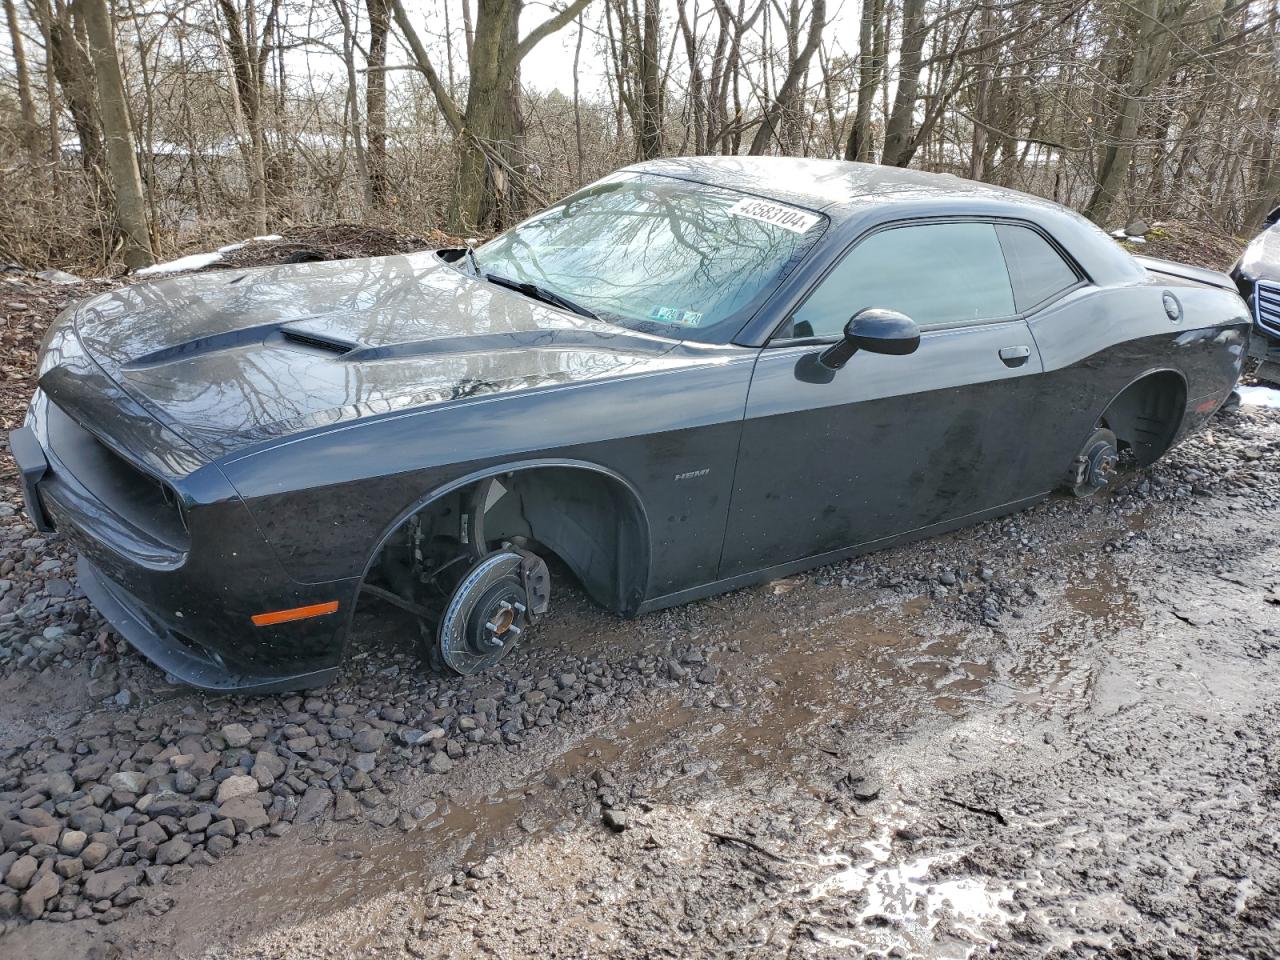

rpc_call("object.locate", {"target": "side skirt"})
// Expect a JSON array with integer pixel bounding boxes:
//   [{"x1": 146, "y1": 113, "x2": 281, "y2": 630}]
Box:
[{"x1": 633, "y1": 493, "x2": 1049, "y2": 616}]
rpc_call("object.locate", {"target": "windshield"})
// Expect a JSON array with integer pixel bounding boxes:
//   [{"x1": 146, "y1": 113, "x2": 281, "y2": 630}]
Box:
[{"x1": 473, "y1": 172, "x2": 826, "y2": 343}]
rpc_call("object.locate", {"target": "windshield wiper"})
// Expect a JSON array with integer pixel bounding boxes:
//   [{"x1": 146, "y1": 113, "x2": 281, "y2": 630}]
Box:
[{"x1": 484, "y1": 272, "x2": 598, "y2": 320}]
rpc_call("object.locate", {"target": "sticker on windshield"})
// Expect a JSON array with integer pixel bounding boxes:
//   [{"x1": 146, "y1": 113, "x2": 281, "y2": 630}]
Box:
[
  {"x1": 648, "y1": 306, "x2": 705, "y2": 326},
  {"x1": 727, "y1": 197, "x2": 821, "y2": 234}
]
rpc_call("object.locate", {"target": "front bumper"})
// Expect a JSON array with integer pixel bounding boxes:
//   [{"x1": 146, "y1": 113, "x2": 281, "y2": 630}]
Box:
[
  {"x1": 76, "y1": 557, "x2": 338, "y2": 693},
  {"x1": 13, "y1": 387, "x2": 356, "y2": 693}
]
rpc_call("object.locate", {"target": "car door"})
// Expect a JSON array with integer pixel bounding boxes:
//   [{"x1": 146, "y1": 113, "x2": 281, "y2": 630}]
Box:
[{"x1": 719, "y1": 219, "x2": 1054, "y2": 579}]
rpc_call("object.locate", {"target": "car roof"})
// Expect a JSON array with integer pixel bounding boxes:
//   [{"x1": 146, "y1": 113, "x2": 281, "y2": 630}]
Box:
[
  {"x1": 623, "y1": 155, "x2": 1145, "y2": 294},
  {"x1": 624, "y1": 156, "x2": 1060, "y2": 222}
]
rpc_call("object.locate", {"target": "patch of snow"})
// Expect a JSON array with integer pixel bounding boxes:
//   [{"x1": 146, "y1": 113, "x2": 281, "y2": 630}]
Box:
[
  {"x1": 217, "y1": 242, "x2": 246, "y2": 254},
  {"x1": 253, "y1": 234, "x2": 283, "y2": 242},
  {"x1": 1239, "y1": 385, "x2": 1280, "y2": 409},
  {"x1": 35, "y1": 269, "x2": 82, "y2": 284},
  {"x1": 135, "y1": 250, "x2": 224, "y2": 276}
]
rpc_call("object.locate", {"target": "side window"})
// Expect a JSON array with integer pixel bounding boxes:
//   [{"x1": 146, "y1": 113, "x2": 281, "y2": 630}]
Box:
[
  {"x1": 994, "y1": 223, "x2": 1080, "y2": 312},
  {"x1": 789, "y1": 221, "x2": 1015, "y2": 338}
]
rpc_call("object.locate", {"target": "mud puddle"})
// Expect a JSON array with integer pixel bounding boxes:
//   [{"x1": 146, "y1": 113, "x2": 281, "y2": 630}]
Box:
[{"x1": 198, "y1": 573, "x2": 1124, "y2": 958}]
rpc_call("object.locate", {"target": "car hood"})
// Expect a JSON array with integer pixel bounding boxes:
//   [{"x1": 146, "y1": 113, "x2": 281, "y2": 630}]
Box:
[
  {"x1": 1235, "y1": 224, "x2": 1280, "y2": 283},
  {"x1": 65, "y1": 251, "x2": 696, "y2": 459}
]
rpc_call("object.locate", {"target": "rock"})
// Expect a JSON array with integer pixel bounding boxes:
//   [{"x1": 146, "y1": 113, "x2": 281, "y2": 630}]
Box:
[
  {"x1": 80, "y1": 841, "x2": 110, "y2": 868},
  {"x1": 602, "y1": 809, "x2": 629, "y2": 832},
  {"x1": 350, "y1": 729, "x2": 385, "y2": 753},
  {"x1": 55, "y1": 858, "x2": 83, "y2": 879},
  {"x1": 426, "y1": 752, "x2": 454, "y2": 775},
  {"x1": 82, "y1": 866, "x2": 140, "y2": 901},
  {"x1": 155, "y1": 837, "x2": 193, "y2": 866},
  {"x1": 108, "y1": 770, "x2": 150, "y2": 794},
  {"x1": 217, "y1": 797, "x2": 269, "y2": 833},
  {"x1": 5, "y1": 854, "x2": 37, "y2": 890},
  {"x1": 20, "y1": 873, "x2": 59, "y2": 920},
  {"x1": 46, "y1": 772, "x2": 75, "y2": 798},
  {"x1": 411, "y1": 802, "x2": 437, "y2": 821},
  {"x1": 58, "y1": 829, "x2": 88, "y2": 856},
  {"x1": 214, "y1": 775, "x2": 259, "y2": 805},
  {"x1": 295, "y1": 786, "x2": 332, "y2": 824},
  {"x1": 333, "y1": 791, "x2": 357, "y2": 822},
  {"x1": 220, "y1": 723, "x2": 253, "y2": 748}
]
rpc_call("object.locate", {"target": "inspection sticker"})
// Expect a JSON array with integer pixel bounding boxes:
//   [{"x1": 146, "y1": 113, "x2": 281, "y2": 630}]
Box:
[
  {"x1": 727, "y1": 197, "x2": 821, "y2": 234},
  {"x1": 648, "y1": 306, "x2": 705, "y2": 326}
]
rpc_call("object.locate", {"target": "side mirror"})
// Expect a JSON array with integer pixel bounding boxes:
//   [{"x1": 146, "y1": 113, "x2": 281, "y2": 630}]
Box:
[
  {"x1": 818, "y1": 308, "x2": 920, "y2": 371},
  {"x1": 1265, "y1": 206, "x2": 1280, "y2": 229}
]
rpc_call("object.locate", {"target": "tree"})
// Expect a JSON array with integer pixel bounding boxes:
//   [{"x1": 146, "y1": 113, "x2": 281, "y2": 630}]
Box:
[
  {"x1": 79, "y1": 0, "x2": 153, "y2": 268},
  {"x1": 748, "y1": 0, "x2": 824, "y2": 154},
  {"x1": 216, "y1": 0, "x2": 281, "y2": 233},
  {"x1": 3, "y1": 0, "x2": 39, "y2": 153},
  {"x1": 366, "y1": 0, "x2": 391, "y2": 206},
  {"x1": 32, "y1": 0, "x2": 105, "y2": 178},
  {"x1": 844, "y1": 0, "x2": 884, "y2": 162},
  {"x1": 392, "y1": 0, "x2": 595, "y2": 231}
]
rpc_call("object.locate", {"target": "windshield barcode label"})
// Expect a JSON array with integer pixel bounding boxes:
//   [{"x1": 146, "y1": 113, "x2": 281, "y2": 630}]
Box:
[{"x1": 727, "y1": 197, "x2": 821, "y2": 234}]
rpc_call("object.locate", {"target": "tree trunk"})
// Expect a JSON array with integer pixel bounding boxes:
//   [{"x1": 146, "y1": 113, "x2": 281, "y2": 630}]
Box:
[
  {"x1": 844, "y1": 0, "x2": 883, "y2": 162},
  {"x1": 217, "y1": 0, "x2": 278, "y2": 233},
  {"x1": 3, "y1": 0, "x2": 39, "y2": 153},
  {"x1": 637, "y1": 0, "x2": 662, "y2": 159},
  {"x1": 80, "y1": 0, "x2": 153, "y2": 268},
  {"x1": 391, "y1": 0, "x2": 591, "y2": 232},
  {"x1": 39, "y1": 0, "x2": 105, "y2": 178},
  {"x1": 748, "y1": 0, "x2": 823, "y2": 154},
  {"x1": 880, "y1": 0, "x2": 927, "y2": 167},
  {"x1": 366, "y1": 0, "x2": 390, "y2": 206}
]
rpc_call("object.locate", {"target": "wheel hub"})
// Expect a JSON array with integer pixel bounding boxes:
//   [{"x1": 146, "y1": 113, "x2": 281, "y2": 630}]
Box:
[
  {"x1": 437, "y1": 551, "x2": 535, "y2": 674},
  {"x1": 1066, "y1": 426, "x2": 1120, "y2": 498},
  {"x1": 1085, "y1": 439, "x2": 1119, "y2": 488}
]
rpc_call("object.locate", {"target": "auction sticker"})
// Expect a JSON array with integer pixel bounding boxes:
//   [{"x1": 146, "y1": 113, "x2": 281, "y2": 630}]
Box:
[{"x1": 727, "y1": 197, "x2": 821, "y2": 234}]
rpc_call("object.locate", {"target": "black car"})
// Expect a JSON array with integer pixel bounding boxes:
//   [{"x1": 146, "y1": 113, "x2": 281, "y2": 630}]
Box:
[
  {"x1": 1231, "y1": 206, "x2": 1280, "y2": 385},
  {"x1": 9, "y1": 158, "x2": 1251, "y2": 692}
]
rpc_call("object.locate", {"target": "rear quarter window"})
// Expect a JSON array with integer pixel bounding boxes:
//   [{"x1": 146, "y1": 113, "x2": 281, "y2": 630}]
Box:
[{"x1": 995, "y1": 223, "x2": 1081, "y2": 312}]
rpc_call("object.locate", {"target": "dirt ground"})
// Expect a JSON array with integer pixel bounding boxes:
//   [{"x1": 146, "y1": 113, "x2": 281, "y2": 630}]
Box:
[{"x1": 1, "y1": 251, "x2": 1278, "y2": 959}]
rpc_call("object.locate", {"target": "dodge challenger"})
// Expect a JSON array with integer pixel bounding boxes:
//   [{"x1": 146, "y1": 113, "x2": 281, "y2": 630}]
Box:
[{"x1": 9, "y1": 157, "x2": 1251, "y2": 692}]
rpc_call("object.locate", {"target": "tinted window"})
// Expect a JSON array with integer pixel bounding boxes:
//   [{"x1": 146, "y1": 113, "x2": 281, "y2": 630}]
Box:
[
  {"x1": 790, "y1": 222, "x2": 1015, "y2": 338},
  {"x1": 475, "y1": 173, "x2": 825, "y2": 343},
  {"x1": 995, "y1": 224, "x2": 1079, "y2": 311}
]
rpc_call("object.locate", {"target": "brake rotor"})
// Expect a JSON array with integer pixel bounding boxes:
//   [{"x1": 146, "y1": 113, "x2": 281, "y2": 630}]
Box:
[
  {"x1": 436, "y1": 550, "x2": 532, "y2": 675},
  {"x1": 1066, "y1": 426, "x2": 1119, "y2": 498}
]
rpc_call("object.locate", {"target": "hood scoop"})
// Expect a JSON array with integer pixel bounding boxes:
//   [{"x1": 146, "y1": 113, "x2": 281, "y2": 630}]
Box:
[
  {"x1": 275, "y1": 326, "x2": 359, "y2": 356},
  {"x1": 120, "y1": 319, "x2": 361, "y2": 370}
]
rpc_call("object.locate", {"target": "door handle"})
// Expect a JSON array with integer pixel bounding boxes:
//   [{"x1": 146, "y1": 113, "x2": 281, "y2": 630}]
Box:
[{"x1": 999, "y1": 345, "x2": 1031, "y2": 368}]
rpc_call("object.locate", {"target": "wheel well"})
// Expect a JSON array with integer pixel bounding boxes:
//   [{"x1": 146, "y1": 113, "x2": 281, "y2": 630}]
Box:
[
  {"x1": 365, "y1": 467, "x2": 649, "y2": 618},
  {"x1": 1100, "y1": 371, "x2": 1186, "y2": 467}
]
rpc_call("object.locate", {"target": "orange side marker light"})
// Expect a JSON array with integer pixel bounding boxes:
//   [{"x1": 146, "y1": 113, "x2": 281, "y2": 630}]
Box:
[{"x1": 251, "y1": 601, "x2": 340, "y2": 627}]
